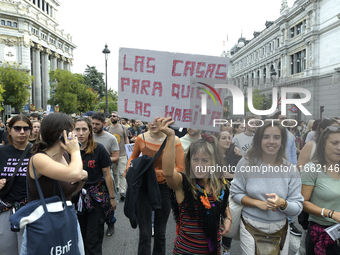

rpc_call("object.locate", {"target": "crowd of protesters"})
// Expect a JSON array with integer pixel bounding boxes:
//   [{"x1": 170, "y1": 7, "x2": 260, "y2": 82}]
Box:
[{"x1": 1, "y1": 110, "x2": 340, "y2": 255}]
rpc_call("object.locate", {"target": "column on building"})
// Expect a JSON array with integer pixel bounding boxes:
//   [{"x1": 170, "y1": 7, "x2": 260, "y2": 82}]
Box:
[
  {"x1": 64, "y1": 58, "x2": 69, "y2": 71},
  {"x1": 32, "y1": 43, "x2": 43, "y2": 109},
  {"x1": 50, "y1": 52, "x2": 59, "y2": 71},
  {"x1": 266, "y1": 63, "x2": 271, "y2": 85},
  {"x1": 42, "y1": 48, "x2": 51, "y2": 109},
  {"x1": 58, "y1": 56, "x2": 64, "y2": 69},
  {"x1": 62, "y1": 56, "x2": 67, "y2": 70}
]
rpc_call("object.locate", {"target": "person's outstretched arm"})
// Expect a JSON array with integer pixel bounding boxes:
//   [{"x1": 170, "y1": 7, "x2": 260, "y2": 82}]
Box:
[{"x1": 156, "y1": 117, "x2": 183, "y2": 191}]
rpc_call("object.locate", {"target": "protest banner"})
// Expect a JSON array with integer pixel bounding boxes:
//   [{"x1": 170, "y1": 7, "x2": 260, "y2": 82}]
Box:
[
  {"x1": 118, "y1": 48, "x2": 229, "y2": 131},
  {"x1": 125, "y1": 144, "x2": 142, "y2": 160}
]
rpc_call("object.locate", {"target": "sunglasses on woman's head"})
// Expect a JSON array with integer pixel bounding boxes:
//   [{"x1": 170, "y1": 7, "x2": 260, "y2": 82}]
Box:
[
  {"x1": 324, "y1": 126, "x2": 340, "y2": 132},
  {"x1": 12, "y1": 126, "x2": 31, "y2": 132}
]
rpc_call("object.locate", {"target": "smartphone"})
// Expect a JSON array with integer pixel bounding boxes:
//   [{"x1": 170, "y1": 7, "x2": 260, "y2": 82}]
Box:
[{"x1": 58, "y1": 134, "x2": 82, "y2": 148}]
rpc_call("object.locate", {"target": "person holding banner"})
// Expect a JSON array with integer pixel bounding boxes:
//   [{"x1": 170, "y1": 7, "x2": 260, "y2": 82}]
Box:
[
  {"x1": 125, "y1": 118, "x2": 184, "y2": 255},
  {"x1": 157, "y1": 117, "x2": 230, "y2": 255}
]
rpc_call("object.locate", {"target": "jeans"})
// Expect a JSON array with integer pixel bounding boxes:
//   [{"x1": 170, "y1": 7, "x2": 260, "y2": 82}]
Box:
[
  {"x1": 78, "y1": 200, "x2": 105, "y2": 255},
  {"x1": 287, "y1": 216, "x2": 292, "y2": 224},
  {"x1": 137, "y1": 183, "x2": 171, "y2": 255},
  {"x1": 0, "y1": 210, "x2": 24, "y2": 255},
  {"x1": 222, "y1": 236, "x2": 232, "y2": 250}
]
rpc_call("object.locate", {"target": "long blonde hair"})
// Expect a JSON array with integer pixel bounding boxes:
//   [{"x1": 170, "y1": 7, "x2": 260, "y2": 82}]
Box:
[{"x1": 185, "y1": 136, "x2": 225, "y2": 200}]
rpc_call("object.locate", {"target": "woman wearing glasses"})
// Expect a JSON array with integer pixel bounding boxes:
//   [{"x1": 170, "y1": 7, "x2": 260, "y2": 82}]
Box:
[
  {"x1": 0, "y1": 115, "x2": 32, "y2": 255},
  {"x1": 301, "y1": 125, "x2": 340, "y2": 254}
]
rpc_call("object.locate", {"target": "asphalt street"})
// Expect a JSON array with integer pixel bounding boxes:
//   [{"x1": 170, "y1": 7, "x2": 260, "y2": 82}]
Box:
[{"x1": 101, "y1": 199, "x2": 302, "y2": 255}]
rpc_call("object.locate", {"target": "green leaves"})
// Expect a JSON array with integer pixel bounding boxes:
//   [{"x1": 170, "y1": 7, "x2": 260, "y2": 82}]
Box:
[
  {"x1": 48, "y1": 69, "x2": 97, "y2": 114},
  {"x1": 0, "y1": 64, "x2": 33, "y2": 110},
  {"x1": 83, "y1": 65, "x2": 105, "y2": 99}
]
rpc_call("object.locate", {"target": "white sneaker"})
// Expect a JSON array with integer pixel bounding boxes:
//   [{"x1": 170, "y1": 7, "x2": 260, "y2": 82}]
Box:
[
  {"x1": 152, "y1": 227, "x2": 154, "y2": 237},
  {"x1": 222, "y1": 249, "x2": 230, "y2": 255}
]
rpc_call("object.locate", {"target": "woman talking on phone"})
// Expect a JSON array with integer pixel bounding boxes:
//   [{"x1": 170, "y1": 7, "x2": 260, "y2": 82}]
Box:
[{"x1": 26, "y1": 113, "x2": 88, "y2": 254}]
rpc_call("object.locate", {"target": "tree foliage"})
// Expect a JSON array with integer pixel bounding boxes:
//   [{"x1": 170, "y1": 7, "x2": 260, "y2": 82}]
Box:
[
  {"x1": 245, "y1": 89, "x2": 268, "y2": 113},
  {"x1": 0, "y1": 64, "x2": 33, "y2": 110},
  {"x1": 83, "y1": 65, "x2": 105, "y2": 99},
  {"x1": 48, "y1": 69, "x2": 97, "y2": 114},
  {"x1": 95, "y1": 89, "x2": 118, "y2": 113}
]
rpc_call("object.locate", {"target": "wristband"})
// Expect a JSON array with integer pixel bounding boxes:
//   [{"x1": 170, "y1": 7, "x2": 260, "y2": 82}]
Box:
[
  {"x1": 321, "y1": 208, "x2": 325, "y2": 217},
  {"x1": 327, "y1": 209, "x2": 332, "y2": 218},
  {"x1": 109, "y1": 197, "x2": 115, "y2": 200},
  {"x1": 280, "y1": 200, "x2": 288, "y2": 210},
  {"x1": 330, "y1": 210, "x2": 335, "y2": 219},
  {"x1": 225, "y1": 217, "x2": 232, "y2": 223}
]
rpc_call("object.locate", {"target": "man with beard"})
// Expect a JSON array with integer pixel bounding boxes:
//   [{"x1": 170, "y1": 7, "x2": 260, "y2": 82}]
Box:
[
  {"x1": 107, "y1": 112, "x2": 129, "y2": 202},
  {"x1": 180, "y1": 128, "x2": 201, "y2": 155},
  {"x1": 127, "y1": 120, "x2": 143, "y2": 143},
  {"x1": 91, "y1": 112, "x2": 120, "y2": 237}
]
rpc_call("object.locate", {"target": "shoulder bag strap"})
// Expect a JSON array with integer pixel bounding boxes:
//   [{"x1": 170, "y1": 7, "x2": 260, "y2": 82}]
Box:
[
  {"x1": 30, "y1": 156, "x2": 67, "y2": 213},
  {"x1": 152, "y1": 137, "x2": 167, "y2": 163},
  {"x1": 12, "y1": 143, "x2": 32, "y2": 178}
]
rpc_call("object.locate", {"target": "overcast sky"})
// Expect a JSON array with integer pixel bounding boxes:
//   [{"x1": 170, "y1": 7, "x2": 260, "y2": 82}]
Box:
[{"x1": 58, "y1": 0, "x2": 296, "y2": 92}]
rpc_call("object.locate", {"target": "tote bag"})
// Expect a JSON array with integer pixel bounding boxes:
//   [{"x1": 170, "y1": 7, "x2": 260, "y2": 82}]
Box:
[
  {"x1": 224, "y1": 195, "x2": 243, "y2": 241},
  {"x1": 224, "y1": 170, "x2": 247, "y2": 241},
  {"x1": 10, "y1": 160, "x2": 80, "y2": 255}
]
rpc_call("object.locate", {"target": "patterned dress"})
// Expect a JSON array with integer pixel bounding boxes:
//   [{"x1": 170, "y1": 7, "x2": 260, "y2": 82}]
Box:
[{"x1": 173, "y1": 194, "x2": 222, "y2": 254}]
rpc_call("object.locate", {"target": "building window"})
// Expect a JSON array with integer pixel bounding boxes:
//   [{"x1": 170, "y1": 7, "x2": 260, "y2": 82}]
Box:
[
  {"x1": 302, "y1": 49, "x2": 306, "y2": 71},
  {"x1": 277, "y1": 38, "x2": 280, "y2": 48},
  {"x1": 290, "y1": 49, "x2": 306, "y2": 74},
  {"x1": 42, "y1": 0, "x2": 45, "y2": 11},
  {"x1": 257, "y1": 71, "x2": 260, "y2": 85},
  {"x1": 38, "y1": 0, "x2": 40, "y2": 8},
  {"x1": 46, "y1": 3, "x2": 49, "y2": 14},
  {"x1": 1, "y1": 20, "x2": 5, "y2": 26},
  {"x1": 263, "y1": 68, "x2": 266, "y2": 83},
  {"x1": 291, "y1": 55, "x2": 294, "y2": 75},
  {"x1": 296, "y1": 51, "x2": 302, "y2": 73},
  {"x1": 33, "y1": 0, "x2": 35, "y2": 4},
  {"x1": 296, "y1": 22, "x2": 303, "y2": 35},
  {"x1": 13, "y1": 22, "x2": 17, "y2": 27},
  {"x1": 7, "y1": 21, "x2": 11, "y2": 26},
  {"x1": 278, "y1": 62, "x2": 281, "y2": 77},
  {"x1": 290, "y1": 27, "x2": 295, "y2": 38},
  {"x1": 251, "y1": 73, "x2": 254, "y2": 87}
]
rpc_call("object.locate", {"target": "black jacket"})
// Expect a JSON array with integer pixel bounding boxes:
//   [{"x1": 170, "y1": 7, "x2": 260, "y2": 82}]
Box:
[{"x1": 124, "y1": 155, "x2": 162, "y2": 228}]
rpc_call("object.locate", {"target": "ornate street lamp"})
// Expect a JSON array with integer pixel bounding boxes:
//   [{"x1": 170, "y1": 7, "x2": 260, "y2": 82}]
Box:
[{"x1": 102, "y1": 44, "x2": 110, "y2": 118}]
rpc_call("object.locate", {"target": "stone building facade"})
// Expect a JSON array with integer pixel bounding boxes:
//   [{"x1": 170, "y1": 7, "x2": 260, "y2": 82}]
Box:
[
  {"x1": 0, "y1": 0, "x2": 75, "y2": 111},
  {"x1": 225, "y1": 0, "x2": 340, "y2": 121}
]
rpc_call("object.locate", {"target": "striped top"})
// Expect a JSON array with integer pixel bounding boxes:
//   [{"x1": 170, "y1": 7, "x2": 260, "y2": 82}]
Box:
[{"x1": 173, "y1": 195, "x2": 221, "y2": 254}]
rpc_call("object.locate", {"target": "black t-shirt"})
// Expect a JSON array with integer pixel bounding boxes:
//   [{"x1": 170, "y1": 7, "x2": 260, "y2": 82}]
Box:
[
  {"x1": 1, "y1": 131, "x2": 8, "y2": 145},
  {"x1": 81, "y1": 143, "x2": 111, "y2": 185},
  {"x1": 0, "y1": 144, "x2": 32, "y2": 203}
]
